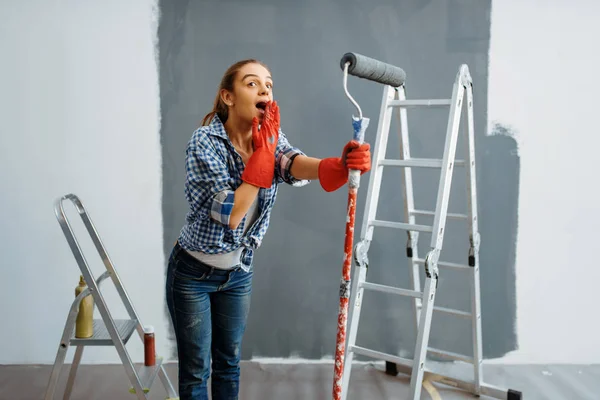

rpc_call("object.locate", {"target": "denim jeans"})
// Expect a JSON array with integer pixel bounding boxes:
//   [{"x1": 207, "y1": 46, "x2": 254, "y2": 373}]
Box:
[{"x1": 166, "y1": 241, "x2": 253, "y2": 400}]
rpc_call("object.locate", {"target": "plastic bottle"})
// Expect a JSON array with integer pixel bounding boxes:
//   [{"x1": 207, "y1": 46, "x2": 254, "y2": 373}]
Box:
[
  {"x1": 144, "y1": 326, "x2": 156, "y2": 366},
  {"x1": 75, "y1": 275, "x2": 94, "y2": 338}
]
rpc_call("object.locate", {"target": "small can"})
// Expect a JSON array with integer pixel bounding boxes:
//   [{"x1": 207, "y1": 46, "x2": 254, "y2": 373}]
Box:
[{"x1": 144, "y1": 325, "x2": 156, "y2": 366}]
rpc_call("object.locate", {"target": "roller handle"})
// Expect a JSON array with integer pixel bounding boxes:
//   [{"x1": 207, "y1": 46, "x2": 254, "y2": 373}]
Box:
[{"x1": 340, "y1": 52, "x2": 406, "y2": 87}]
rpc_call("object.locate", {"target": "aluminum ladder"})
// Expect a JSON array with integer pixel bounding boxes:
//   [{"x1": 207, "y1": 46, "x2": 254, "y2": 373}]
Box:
[
  {"x1": 45, "y1": 194, "x2": 178, "y2": 400},
  {"x1": 339, "y1": 66, "x2": 522, "y2": 399}
]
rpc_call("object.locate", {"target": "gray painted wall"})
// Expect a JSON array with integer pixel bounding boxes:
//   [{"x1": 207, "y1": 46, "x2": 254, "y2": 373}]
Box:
[{"x1": 158, "y1": 0, "x2": 518, "y2": 360}]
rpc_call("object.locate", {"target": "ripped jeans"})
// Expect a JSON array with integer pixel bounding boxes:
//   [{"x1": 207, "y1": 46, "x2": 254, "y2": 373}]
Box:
[{"x1": 166, "y1": 241, "x2": 253, "y2": 400}]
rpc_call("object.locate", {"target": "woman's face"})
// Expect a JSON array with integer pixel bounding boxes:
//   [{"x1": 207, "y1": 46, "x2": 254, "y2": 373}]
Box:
[{"x1": 222, "y1": 63, "x2": 274, "y2": 124}]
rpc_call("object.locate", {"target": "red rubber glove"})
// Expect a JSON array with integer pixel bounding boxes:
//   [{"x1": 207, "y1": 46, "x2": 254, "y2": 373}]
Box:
[
  {"x1": 241, "y1": 101, "x2": 280, "y2": 188},
  {"x1": 318, "y1": 140, "x2": 371, "y2": 192}
]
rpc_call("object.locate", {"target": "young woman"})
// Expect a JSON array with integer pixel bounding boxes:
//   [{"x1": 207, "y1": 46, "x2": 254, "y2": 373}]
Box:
[{"x1": 165, "y1": 59, "x2": 371, "y2": 399}]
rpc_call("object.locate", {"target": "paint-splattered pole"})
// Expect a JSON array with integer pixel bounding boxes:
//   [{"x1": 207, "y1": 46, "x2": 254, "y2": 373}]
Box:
[{"x1": 333, "y1": 116, "x2": 369, "y2": 400}]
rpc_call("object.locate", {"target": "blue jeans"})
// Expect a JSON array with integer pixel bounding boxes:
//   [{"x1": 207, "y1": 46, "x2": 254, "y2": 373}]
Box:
[{"x1": 166, "y1": 241, "x2": 253, "y2": 400}]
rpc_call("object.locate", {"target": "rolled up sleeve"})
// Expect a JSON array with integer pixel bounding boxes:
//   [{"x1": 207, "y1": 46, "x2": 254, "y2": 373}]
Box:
[
  {"x1": 275, "y1": 130, "x2": 310, "y2": 187},
  {"x1": 185, "y1": 136, "x2": 235, "y2": 226}
]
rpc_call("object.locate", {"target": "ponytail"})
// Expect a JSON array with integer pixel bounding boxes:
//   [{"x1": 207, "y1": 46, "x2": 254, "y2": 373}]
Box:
[{"x1": 201, "y1": 90, "x2": 229, "y2": 126}]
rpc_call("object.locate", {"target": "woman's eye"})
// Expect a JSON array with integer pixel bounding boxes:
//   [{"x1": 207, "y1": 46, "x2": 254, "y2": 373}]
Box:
[{"x1": 248, "y1": 82, "x2": 256, "y2": 87}]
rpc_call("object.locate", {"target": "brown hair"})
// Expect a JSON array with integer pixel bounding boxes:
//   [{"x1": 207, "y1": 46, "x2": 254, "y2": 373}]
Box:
[{"x1": 201, "y1": 59, "x2": 270, "y2": 126}]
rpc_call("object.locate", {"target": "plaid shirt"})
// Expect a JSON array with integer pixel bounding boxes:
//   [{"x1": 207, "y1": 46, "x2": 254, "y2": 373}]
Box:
[{"x1": 178, "y1": 115, "x2": 310, "y2": 271}]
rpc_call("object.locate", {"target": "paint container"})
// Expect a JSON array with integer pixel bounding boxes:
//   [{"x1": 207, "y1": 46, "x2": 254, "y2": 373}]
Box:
[
  {"x1": 75, "y1": 275, "x2": 94, "y2": 338},
  {"x1": 144, "y1": 326, "x2": 156, "y2": 366}
]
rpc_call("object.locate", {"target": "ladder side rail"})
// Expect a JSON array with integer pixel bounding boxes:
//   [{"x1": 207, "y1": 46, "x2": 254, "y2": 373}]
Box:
[
  {"x1": 158, "y1": 366, "x2": 179, "y2": 399},
  {"x1": 340, "y1": 257, "x2": 368, "y2": 400},
  {"x1": 396, "y1": 86, "x2": 423, "y2": 331},
  {"x1": 44, "y1": 288, "x2": 92, "y2": 399},
  {"x1": 428, "y1": 70, "x2": 466, "y2": 253},
  {"x1": 358, "y1": 86, "x2": 396, "y2": 246},
  {"x1": 63, "y1": 345, "x2": 84, "y2": 400},
  {"x1": 408, "y1": 275, "x2": 438, "y2": 399},
  {"x1": 463, "y1": 68, "x2": 483, "y2": 394}
]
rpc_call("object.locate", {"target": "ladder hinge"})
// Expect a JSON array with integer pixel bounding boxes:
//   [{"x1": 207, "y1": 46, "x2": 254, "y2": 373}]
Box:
[
  {"x1": 469, "y1": 233, "x2": 481, "y2": 267},
  {"x1": 406, "y1": 232, "x2": 419, "y2": 258},
  {"x1": 424, "y1": 250, "x2": 440, "y2": 280},
  {"x1": 354, "y1": 241, "x2": 369, "y2": 269}
]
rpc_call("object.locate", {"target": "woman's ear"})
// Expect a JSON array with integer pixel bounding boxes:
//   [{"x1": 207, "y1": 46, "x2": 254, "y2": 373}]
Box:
[{"x1": 220, "y1": 89, "x2": 234, "y2": 107}]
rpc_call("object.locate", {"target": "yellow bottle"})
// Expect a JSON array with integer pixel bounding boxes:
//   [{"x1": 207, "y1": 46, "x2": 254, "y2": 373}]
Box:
[{"x1": 75, "y1": 275, "x2": 94, "y2": 338}]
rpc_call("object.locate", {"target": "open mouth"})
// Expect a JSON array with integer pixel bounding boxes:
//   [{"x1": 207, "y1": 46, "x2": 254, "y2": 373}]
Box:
[{"x1": 256, "y1": 101, "x2": 267, "y2": 114}]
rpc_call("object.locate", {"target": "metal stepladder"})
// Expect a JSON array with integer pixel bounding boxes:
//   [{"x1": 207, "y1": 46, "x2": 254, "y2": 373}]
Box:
[
  {"x1": 45, "y1": 194, "x2": 178, "y2": 400},
  {"x1": 339, "y1": 63, "x2": 522, "y2": 399}
]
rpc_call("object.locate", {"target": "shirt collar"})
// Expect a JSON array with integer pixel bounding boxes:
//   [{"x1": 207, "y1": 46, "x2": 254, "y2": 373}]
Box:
[{"x1": 208, "y1": 114, "x2": 229, "y2": 140}]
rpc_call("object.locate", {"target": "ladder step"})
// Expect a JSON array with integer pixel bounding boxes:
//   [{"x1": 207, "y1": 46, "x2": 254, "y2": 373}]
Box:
[
  {"x1": 129, "y1": 357, "x2": 164, "y2": 395},
  {"x1": 431, "y1": 306, "x2": 472, "y2": 319},
  {"x1": 411, "y1": 209, "x2": 469, "y2": 220},
  {"x1": 70, "y1": 319, "x2": 137, "y2": 346},
  {"x1": 379, "y1": 158, "x2": 466, "y2": 168},
  {"x1": 349, "y1": 345, "x2": 413, "y2": 368},
  {"x1": 350, "y1": 345, "x2": 474, "y2": 376},
  {"x1": 388, "y1": 99, "x2": 452, "y2": 108},
  {"x1": 360, "y1": 282, "x2": 422, "y2": 299},
  {"x1": 427, "y1": 347, "x2": 474, "y2": 364},
  {"x1": 370, "y1": 220, "x2": 433, "y2": 232},
  {"x1": 413, "y1": 258, "x2": 471, "y2": 271}
]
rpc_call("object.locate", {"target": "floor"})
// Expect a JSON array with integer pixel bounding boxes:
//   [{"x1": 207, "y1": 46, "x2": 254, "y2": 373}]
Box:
[{"x1": 3, "y1": 361, "x2": 599, "y2": 399}]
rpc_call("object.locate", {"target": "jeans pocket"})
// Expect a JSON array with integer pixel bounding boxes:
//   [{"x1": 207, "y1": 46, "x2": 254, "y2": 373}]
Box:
[{"x1": 173, "y1": 258, "x2": 209, "y2": 281}]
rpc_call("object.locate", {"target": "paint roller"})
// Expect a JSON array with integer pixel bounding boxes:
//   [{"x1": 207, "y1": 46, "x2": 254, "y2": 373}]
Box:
[
  {"x1": 332, "y1": 53, "x2": 406, "y2": 400},
  {"x1": 340, "y1": 52, "x2": 406, "y2": 88}
]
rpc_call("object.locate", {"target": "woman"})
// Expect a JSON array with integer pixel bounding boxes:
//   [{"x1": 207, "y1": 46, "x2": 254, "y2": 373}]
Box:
[{"x1": 166, "y1": 59, "x2": 371, "y2": 399}]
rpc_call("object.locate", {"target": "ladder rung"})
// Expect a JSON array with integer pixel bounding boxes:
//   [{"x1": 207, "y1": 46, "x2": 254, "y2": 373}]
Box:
[
  {"x1": 413, "y1": 258, "x2": 471, "y2": 271},
  {"x1": 411, "y1": 209, "x2": 469, "y2": 220},
  {"x1": 360, "y1": 282, "x2": 422, "y2": 299},
  {"x1": 388, "y1": 99, "x2": 452, "y2": 107},
  {"x1": 427, "y1": 347, "x2": 474, "y2": 364},
  {"x1": 379, "y1": 159, "x2": 466, "y2": 168},
  {"x1": 349, "y1": 345, "x2": 413, "y2": 368},
  {"x1": 70, "y1": 319, "x2": 138, "y2": 346},
  {"x1": 432, "y1": 306, "x2": 472, "y2": 319},
  {"x1": 370, "y1": 220, "x2": 433, "y2": 232},
  {"x1": 129, "y1": 357, "x2": 164, "y2": 395}
]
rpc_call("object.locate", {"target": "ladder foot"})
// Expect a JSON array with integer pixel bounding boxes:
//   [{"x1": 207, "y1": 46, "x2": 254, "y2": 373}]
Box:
[
  {"x1": 385, "y1": 362, "x2": 399, "y2": 376},
  {"x1": 508, "y1": 389, "x2": 523, "y2": 400}
]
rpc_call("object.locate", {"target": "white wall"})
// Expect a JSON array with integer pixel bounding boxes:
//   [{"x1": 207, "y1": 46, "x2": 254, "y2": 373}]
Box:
[
  {"x1": 0, "y1": 0, "x2": 168, "y2": 364},
  {"x1": 487, "y1": 0, "x2": 600, "y2": 364}
]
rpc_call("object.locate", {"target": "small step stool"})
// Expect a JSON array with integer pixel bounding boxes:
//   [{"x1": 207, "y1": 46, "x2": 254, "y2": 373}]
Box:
[
  {"x1": 45, "y1": 194, "x2": 178, "y2": 400},
  {"x1": 334, "y1": 53, "x2": 522, "y2": 400}
]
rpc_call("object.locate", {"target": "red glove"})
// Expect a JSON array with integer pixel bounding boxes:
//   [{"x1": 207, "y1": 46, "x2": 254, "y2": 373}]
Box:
[
  {"x1": 318, "y1": 140, "x2": 371, "y2": 192},
  {"x1": 241, "y1": 101, "x2": 280, "y2": 188}
]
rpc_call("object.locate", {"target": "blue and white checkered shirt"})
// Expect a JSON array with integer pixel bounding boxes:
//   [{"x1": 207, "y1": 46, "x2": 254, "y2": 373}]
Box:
[{"x1": 178, "y1": 115, "x2": 310, "y2": 272}]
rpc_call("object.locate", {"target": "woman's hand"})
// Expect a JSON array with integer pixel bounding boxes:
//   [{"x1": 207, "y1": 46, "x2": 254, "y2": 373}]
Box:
[
  {"x1": 318, "y1": 140, "x2": 371, "y2": 192},
  {"x1": 252, "y1": 101, "x2": 280, "y2": 154},
  {"x1": 241, "y1": 101, "x2": 280, "y2": 188},
  {"x1": 341, "y1": 140, "x2": 371, "y2": 172}
]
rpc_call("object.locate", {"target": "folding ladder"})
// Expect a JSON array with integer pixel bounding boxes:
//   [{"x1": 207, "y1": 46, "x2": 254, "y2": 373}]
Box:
[
  {"x1": 338, "y1": 58, "x2": 522, "y2": 399},
  {"x1": 45, "y1": 194, "x2": 178, "y2": 400}
]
